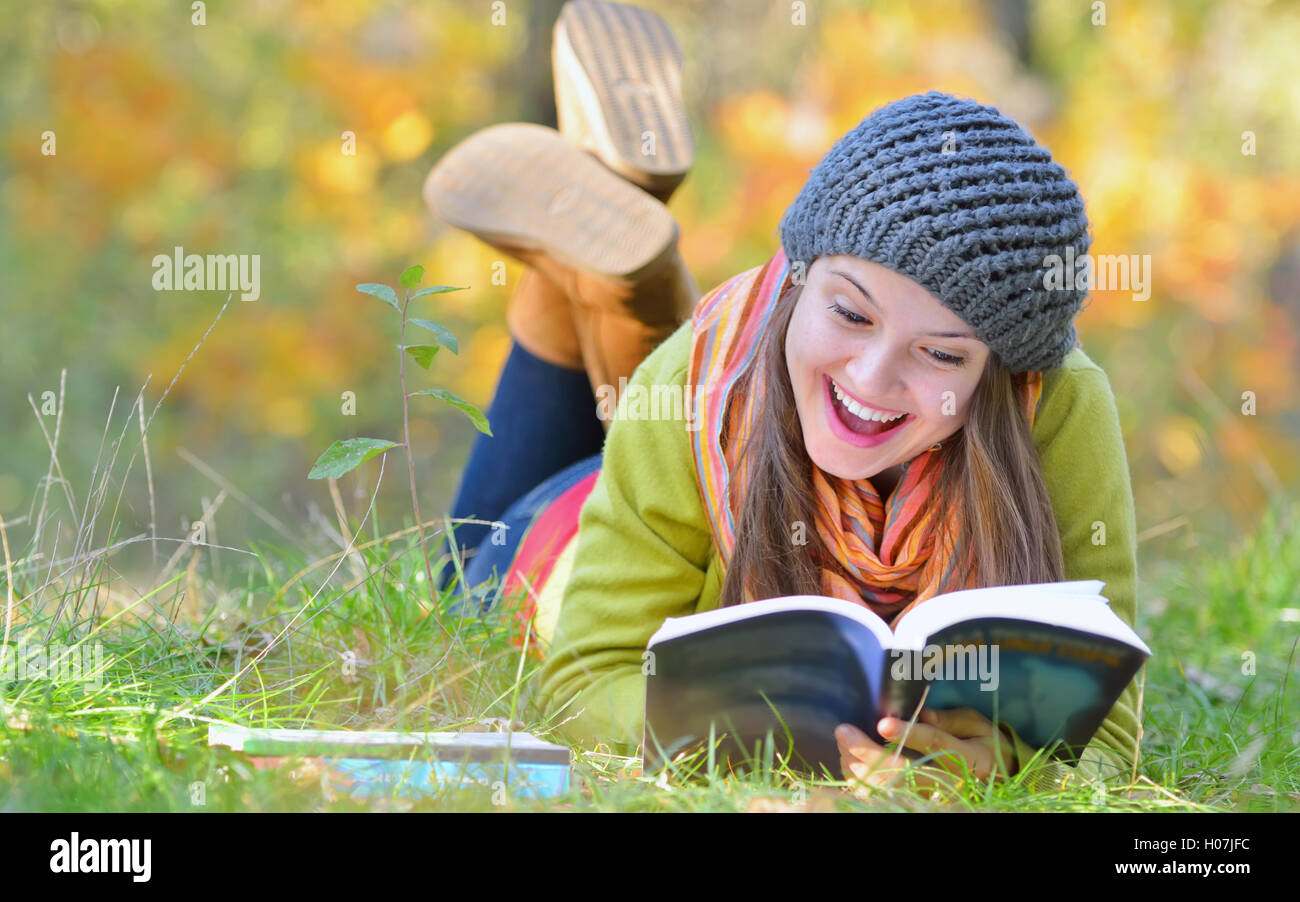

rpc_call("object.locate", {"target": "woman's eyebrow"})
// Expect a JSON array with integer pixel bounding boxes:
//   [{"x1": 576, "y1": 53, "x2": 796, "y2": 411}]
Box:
[{"x1": 830, "y1": 269, "x2": 976, "y2": 339}]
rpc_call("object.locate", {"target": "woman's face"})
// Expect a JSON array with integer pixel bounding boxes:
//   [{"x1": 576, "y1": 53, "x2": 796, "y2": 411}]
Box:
[{"x1": 785, "y1": 254, "x2": 992, "y2": 482}]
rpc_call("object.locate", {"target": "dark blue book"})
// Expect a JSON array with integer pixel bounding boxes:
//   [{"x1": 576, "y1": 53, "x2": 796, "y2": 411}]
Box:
[{"x1": 642, "y1": 580, "x2": 1150, "y2": 779}]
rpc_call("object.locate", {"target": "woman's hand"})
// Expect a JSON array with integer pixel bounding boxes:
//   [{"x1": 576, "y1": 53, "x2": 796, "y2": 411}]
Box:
[{"x1": 835, "y1": 707, "x2": 1019, "y2": 799}]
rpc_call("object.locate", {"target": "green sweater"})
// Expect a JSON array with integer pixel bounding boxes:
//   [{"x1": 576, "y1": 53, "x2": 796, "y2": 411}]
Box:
[{"x1": 537, "y1": 319, "x2": 1143, "y2": 791}]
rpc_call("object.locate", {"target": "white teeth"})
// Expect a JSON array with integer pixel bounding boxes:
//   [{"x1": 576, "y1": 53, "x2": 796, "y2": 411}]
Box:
[{"x1": 831, "y1": 379, "x2": 905, "y2": 423}]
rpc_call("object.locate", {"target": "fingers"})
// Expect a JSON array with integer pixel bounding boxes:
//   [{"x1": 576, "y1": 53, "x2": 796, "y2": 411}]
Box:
[
  {"x1": 836, "y1": 724, "x2": 897, "y2": 768},
  {"x1": 836, "y1": 719, "x2": 1006, "y2": 797},
  {"x1": 878, "y1": 716, "x2": 996, "y2": 779},
  {"x1": 919, "y1": 707, "x2": 995, "y2": 739},
  {"x1": 835, "y1": 724, "x2": 955, "y2": 801},
  {"x1": 836, "y1": 723, "x2": 907, "y2": 788},
  {"x1": 842, "y1": 753, "x2": 913, "y2": 795},
  {"x1": 843, "y1": 755, "x2": 962, "y2": 800},
  {"x1": 914, "y1": 708, "x2": 1017, "y2": 777},
  {"x1": 837, "y1": 722, "x2": 972, "y2": 800}
]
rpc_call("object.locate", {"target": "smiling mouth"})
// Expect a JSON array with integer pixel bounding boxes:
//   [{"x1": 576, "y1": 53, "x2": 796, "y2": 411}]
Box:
[{"x1": 828, "y1": 379, "x2": 911, "y2": 437}]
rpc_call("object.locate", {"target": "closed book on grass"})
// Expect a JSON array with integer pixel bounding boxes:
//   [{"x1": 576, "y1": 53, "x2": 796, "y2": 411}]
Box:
[
  {"x1": 642, "y1": 580, "x2": 1150, "y2": 778},
  {"x1": 208, "y1": 726, "x2": 571, "y2": 800}
]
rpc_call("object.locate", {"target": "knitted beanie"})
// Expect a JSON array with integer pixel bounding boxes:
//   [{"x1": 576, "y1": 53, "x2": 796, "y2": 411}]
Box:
[{"x1": 778, "y1": 91, "x2": 1091, "y2": 373}]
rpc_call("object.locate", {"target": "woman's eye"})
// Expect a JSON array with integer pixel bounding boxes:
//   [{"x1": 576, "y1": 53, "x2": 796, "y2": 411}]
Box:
[
  {"x1": 826, "y1": 300, "x2": 967, "y2": 367},
  {"x1": 928, "y1": 348, "x2": 967, "y2": 367},
  {"x1": 827, "y1": 302, "x2": 866, "y2": 325}
]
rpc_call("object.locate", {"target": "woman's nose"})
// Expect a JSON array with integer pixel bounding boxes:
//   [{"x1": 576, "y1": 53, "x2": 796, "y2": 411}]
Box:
[{"x1": 843, "y1": 341, "x2": 904, "y2": 396}]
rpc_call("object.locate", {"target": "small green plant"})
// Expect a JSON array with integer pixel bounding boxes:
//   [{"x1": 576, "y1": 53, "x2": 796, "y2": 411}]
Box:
[{"x1": 308, "y1": 264, "x2": 491, "y2": 631}]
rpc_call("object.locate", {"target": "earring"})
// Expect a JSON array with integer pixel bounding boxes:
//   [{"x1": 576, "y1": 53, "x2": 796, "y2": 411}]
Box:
[{"x1": 928, "y1": 441, "x2": 943, "y2": 452}]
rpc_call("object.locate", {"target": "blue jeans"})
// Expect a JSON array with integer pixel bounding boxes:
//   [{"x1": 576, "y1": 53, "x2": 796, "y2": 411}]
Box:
[
  {"x1": 456, "y1": 451, "x2": 603, "y2": 615},
  {"x1": 436, "y1": 339, "x2": 606, "y2": 602}
]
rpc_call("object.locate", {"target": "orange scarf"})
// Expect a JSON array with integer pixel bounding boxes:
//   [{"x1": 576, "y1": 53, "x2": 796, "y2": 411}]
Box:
[{"x1": 687, "y1": 248, "x2": 1042, "y2": 626}]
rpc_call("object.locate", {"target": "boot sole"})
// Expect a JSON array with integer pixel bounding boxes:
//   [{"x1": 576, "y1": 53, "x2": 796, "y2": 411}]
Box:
[
  {"x1": 423, "y1": 123, "x2": 678, "y2": 282},
  {"x1": 553, "y1": 0, "x2": 693, "y2": 197}
]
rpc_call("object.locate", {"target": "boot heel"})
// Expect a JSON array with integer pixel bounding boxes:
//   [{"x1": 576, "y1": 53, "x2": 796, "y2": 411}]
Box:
[{"x1": 553, "y1": 0, "x2": 693, "y2": 201}]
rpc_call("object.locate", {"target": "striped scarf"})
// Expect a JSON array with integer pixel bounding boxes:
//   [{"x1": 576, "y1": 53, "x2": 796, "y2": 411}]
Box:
[{"x1": 687, "y1": 248, "x2": 1043, "y2": 626}]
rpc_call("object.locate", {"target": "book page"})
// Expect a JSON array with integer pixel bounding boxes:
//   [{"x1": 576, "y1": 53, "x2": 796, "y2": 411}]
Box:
[
  {"x1": 648, "y1": 595, "x2": 895, "y2": 649},
  {"x1": 891, "y1": 581, "x2": 1150, "y2": 652}
]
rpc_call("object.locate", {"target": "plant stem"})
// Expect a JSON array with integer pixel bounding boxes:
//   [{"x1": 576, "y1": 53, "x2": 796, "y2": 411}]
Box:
[{"x1": 398, "y1": 289, "x2": 448, "y2": 639}]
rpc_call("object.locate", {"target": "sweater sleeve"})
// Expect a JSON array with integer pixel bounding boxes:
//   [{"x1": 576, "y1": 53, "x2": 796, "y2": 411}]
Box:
[
  {"x1": 1008, "y1": 352, "x2": 1144, "y2": 791},
  {"x1": 535, "y1": 322, "x2": 714, "y2": 757}
]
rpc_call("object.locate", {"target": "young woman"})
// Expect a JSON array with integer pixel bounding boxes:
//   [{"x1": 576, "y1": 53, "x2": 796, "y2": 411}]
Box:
[{"x1": 424, "y1": 5, "x2": 1140, "y2": 797}]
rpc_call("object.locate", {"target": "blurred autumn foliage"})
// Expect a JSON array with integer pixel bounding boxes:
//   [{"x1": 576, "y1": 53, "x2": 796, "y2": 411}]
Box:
[{"x1": 1, "y1": 0, "x2": 1297, "y2": 564}]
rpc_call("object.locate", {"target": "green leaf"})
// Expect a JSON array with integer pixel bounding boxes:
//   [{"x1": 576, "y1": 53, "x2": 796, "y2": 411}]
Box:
[
  {"x1": 308, "y1": 438, "x2": 398, "y2": 479},
  {"x1": 399, "y1": 265, "x2": 424, "y2": 289},
  {"x1": 408, "y1": 319, "x2": 459, "y2": 354},
  {"x1": 401, "y1": 344, "x2": 440, "y2": 369},
  {"x1": 409, "y1": 388, "x2": 492, "y2": 436},
  {"x1": 411, "y1": 285, "x2": 466, "y2": 299},
  {"x1": 357, "y1": 283, "x2": 399, "y2": 311}
]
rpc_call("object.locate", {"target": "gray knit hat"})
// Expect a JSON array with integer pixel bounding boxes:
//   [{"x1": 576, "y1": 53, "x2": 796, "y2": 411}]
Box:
[{"x1": 778, "y1": 91, "x2": 1091, "y2": 373}]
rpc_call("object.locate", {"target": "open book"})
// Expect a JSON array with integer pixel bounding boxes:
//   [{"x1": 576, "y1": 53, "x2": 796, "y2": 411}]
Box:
[{"x1": 642, "y1": 580, "x2": 1150, "y2": 778}]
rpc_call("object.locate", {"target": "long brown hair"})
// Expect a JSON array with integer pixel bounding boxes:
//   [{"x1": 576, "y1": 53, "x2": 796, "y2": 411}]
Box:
[{"x1": 718, "y1": 280, "x2": 1064, "y2": 608}]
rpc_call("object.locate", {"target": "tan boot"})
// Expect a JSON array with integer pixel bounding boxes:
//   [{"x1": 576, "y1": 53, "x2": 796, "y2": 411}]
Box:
[
  {"x1": 510, "y1": 241, "x2": 699, "y2": 427},
  {"x1": 505, "y1": 267, "x2": 586, "y2": 373},
  {"x1": 552, "y1": 0, "x2": 693, "y2": 205},
  {"x1": 506, "y1": 253, "x2": 698, "y2": 431},
  {"x1": 424, "y1": 123, "x2": 698, "y2": 425}
]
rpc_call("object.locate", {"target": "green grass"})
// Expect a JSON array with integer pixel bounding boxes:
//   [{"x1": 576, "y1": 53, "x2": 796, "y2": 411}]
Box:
[
  {"x1": 1, "y1": 393, "x2": 1296, "y2": 811},
  {"x1": 1129, "y1": 503, "x2": 1300, "y2": 812}
]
